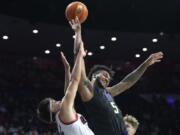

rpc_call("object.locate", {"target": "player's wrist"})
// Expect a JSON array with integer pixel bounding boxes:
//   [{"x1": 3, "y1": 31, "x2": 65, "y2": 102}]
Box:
[
  {"x1": 144, "y1": 59, "x2": 151, "y2": 67},
  {"x1": 75, "y1": 29, "x2": 81, "y2": 33}
]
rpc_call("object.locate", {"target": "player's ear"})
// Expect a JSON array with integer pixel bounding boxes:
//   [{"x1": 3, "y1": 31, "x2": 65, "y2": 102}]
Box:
[{"x1": 92, "y1": 74, "x2": 96, "y2": 79}]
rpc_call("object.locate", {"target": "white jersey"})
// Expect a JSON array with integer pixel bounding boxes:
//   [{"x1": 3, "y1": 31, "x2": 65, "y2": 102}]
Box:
[{"x1": 55, "y1": 112, "x2": 94, "y2": 135}]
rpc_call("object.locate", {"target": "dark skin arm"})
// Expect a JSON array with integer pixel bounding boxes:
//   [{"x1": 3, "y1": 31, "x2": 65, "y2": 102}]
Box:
[{"x1": 107, "y1": 52, "x2": 164, "y2": 96}]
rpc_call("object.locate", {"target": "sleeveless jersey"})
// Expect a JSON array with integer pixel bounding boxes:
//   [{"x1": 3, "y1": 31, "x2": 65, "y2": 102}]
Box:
[
  {"x1": 55, "y1": 112, "x2": 94, "y2": 135},
  {"x1": 84, "y1": 87, "x2": 128, "y2": 135}
]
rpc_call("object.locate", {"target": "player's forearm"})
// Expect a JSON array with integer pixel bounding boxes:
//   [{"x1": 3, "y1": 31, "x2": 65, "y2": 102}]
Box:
[
  {"x1": 81, "y1": 59, "x2": 88, "y2": 80},
  {"x1": 78, "y1": 58, "x2": 93, "y2": 101},
  {"x1": 71, "y1": 50, "x2": 82, "y2": 83},
  {"x1": 64, "y1": 69, "x2": 71, "y2": 93},
  {"x1": 121, "y1": 60, "x2": 149, "y2": 88},
  {"x1": 63, "y1": 51, "x2": 83, "y2": 109},
  {"x1": 74, "y1": 30, "x2": 82, "y2": 55},
  {"x1": 79, "y1": 59, "x2": 93, "y2": 90}
]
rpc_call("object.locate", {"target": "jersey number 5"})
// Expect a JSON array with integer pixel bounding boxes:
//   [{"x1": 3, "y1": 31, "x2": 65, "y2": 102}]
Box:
[{"x1": 110, "y1": 102, "x2": 119, "y2": 114}]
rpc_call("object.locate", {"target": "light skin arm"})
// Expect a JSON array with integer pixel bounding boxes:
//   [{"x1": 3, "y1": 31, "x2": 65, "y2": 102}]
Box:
[
  {"x1": 107, "y1": 52, "x2": 164, "y2": 97},
  {"x1": 60, "y1": 45, "x2": 85, "y2": 122},
  {"x1": 69, "y1": 17, "x2": 93, "y2": 102},
  {"x1": 61, "y1": 52, "x2": 71, "y2": 93},
  {"x1": 61, "y1": 17, "x2": 81, "y2": 93}
]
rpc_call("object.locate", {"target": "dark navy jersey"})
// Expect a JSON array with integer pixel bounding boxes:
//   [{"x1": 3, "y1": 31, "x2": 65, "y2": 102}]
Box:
[{"x1": 84, "y1": 87, "x2": 128, "y2": 135}]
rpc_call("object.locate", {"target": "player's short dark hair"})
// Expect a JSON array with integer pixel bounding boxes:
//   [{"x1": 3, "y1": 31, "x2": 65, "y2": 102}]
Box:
[
  {"x1": 37, "y1": 98, "x2": 54, "y2": 124},
  {"x1": 88, "y1": 65, "x2": 115, "y2": 80}
]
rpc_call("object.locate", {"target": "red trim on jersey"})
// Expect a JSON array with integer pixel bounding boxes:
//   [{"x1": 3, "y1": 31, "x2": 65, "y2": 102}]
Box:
[{"x1": 60, "y1": 114, "x2": 78, "y2": 125}]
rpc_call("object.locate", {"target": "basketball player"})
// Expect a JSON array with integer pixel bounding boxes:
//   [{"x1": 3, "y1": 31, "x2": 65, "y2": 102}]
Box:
[
  {"x1": 69, "y1": 17, "x2": 163, "y2": 135},
  {"x1": 124, "y1": 115, "x2": 139, "y2": 135},
  {"x1": 37, "y1": 45, "x2": 94, "y2": 135}
]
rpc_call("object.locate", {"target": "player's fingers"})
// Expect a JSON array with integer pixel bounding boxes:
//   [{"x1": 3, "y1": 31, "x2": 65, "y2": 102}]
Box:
[
  {"x1": 75, "y1": 16, "x2": 78, "y2": 23},
  {"x1": 72, "y1": 19, "x2": 75, "y2": 24},
  {"x1": 69, "y1": 21, "x2": 72, "y2": 26},
  {"x1": 155, "y1": 60, "x2": 161, "y2": 63}
]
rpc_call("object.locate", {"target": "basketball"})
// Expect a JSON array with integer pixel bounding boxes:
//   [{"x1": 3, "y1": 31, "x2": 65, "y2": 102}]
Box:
[{"x1": 65, "y1": 1, "x2": 88, "y2": 23}]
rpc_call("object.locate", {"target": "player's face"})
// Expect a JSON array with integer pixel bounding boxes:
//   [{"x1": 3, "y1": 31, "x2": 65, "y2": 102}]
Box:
[
  {"x1": 125, "y1": 121, "x2": 136, "y2": 135},
  {"x1": 93, "y1": 70, "x2": 111, "y2": 88}
]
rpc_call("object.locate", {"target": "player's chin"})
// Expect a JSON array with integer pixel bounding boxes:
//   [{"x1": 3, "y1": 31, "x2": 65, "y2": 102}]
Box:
[{"x1": 100, "y1": 81, "x2": 108, "y2": 88}]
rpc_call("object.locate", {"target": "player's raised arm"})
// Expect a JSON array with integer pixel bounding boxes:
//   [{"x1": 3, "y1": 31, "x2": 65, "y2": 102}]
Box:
[
  {"x1": 60, "y1": 45, "x2": 85, "y2": 121},
  {"x1": 69, "y1": 16, "x2": 82, "y2": 55},
  {"x1": 61, "y1": 52, "x2": 71, "y2": 93},
  {"x1": 70, "y1": 17, "x2": 93, "y2": 102},
  {"x1": 108, "y1": 52, "x2": 164, "y2": 97}
]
